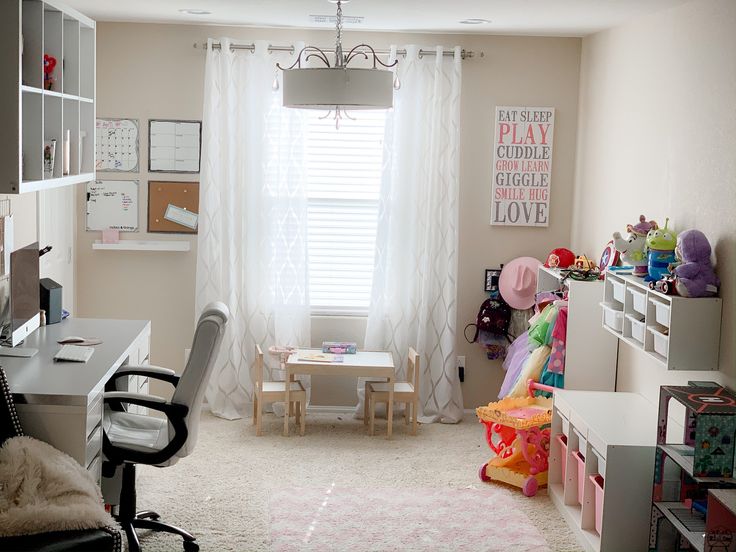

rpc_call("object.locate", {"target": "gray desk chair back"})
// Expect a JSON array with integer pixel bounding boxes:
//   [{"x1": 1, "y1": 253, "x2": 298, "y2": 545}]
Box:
[{"x1": 171, "y1": 301, "x2": 229, "y2": 458}]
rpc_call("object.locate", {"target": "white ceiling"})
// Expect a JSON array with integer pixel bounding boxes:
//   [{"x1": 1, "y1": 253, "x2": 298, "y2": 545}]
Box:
[{"x1": 63, "y1": 0, "x2": 689, "y2": 37}]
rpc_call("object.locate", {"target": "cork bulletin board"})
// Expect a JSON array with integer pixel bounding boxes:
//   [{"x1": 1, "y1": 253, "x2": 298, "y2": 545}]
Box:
[{"x1": 148, "y1": 181, "x2": 199, "y2": 234}]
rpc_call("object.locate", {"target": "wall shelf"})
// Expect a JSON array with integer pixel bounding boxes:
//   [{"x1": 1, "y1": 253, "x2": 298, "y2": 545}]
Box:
[
  {"x1": 1, "y1": 0, "x2": 96, "y2": 194},
  {"x1": 601, "y1": 273, "x2": 722, "y2": 371},
  {"x1": 92, "y1": 240, "x2": 191, "y2": 252}
]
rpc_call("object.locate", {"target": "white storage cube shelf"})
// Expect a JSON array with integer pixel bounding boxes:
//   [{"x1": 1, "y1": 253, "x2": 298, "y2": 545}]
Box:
[
  {"x1": 536, "y1": 266, "x2": 617, "y2": 392},
  {"x1": 601, "y1": 273, "x2": 722, "y2": 371},
  {"x1": 549, "y1": 390, "x2": 657, "y2": 552},
  {"x1": 0, "y1": 0, "x2": 95, "y2": 194}
]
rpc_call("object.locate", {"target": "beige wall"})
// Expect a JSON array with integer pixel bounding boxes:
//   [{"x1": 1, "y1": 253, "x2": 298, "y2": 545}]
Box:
[
  {"x1": 572, "y1": 0, "x2": 736, "y2": 406},
  {"x1": 79, "y1": 22, "x2": 582, "y2": 407}
]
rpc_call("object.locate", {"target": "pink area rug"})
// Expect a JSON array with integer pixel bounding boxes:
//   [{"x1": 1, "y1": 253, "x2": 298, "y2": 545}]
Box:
[{"x1": 268, "y1": 486, "x2": 551, "y2": 551}]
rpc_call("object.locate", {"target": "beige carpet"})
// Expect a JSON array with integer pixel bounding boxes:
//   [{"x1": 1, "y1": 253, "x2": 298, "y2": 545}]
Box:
[{"x1": 135, "y1": 411, "x2": 582, "y2": 551}]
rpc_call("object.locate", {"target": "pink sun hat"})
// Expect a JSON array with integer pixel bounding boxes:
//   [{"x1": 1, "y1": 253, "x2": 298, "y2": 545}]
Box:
[{"x1": 499, "y1": 256, "x2": 543, "y2": 310}]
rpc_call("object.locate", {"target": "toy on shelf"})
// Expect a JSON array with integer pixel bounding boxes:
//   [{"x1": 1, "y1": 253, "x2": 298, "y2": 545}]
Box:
[
  {"x1": 645, "y1": 218, "x2": 677, "y2": 282},
  {"x1": 544, "y1": 247, "x2": 575, "y2": 269},
  {"x1": 650, "y1": 383, "x2": 736, "y2": 552},
  {"x1": 573, "y1": 255, "x2": 597, "y2": 271},
  {"x1": 648, "y1": 275, "x2": 677, "y2": 295},
  {"x1": 476, "y1": 380, "x2": 553, "y2": 497},
  {"x1": 612, "y1": 214, "x2": 658, "y2": 277},
  {"x1": 598, "y1": 240, "x2": 620, "y2": 275},
  {"x1": 671, "y1": 229, "x2": 720, "y2": 298}
]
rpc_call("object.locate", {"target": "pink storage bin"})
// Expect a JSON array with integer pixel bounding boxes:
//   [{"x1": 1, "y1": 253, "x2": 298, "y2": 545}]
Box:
[
  {"x1": 573, "y1": 450, "x2": 586, "y2": 505},
  {"x1": 556, "y1": 434, "x2": 568, "y2": 483},
  {"x1": 590, "y1": 474, "x2": 604, "y2": 534}
]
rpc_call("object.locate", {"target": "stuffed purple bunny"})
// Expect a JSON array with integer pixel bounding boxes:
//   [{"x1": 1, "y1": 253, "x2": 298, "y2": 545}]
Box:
[{"x1": 673, "y1": 229, "x2": 720, "y2": 297}]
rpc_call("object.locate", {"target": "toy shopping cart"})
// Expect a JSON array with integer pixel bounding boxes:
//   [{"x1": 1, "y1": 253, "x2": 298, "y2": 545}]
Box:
[{"x1": 476, "y1": 380, "x2": 554, "y2": 497}]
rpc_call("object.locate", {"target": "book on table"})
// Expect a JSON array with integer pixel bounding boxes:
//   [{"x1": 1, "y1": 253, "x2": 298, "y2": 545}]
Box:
[{"x1": 297, "y1": 351, "x2": 344, "y2": 363}]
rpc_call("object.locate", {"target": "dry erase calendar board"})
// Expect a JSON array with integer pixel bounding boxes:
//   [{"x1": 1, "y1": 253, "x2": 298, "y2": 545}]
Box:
[
  {"x1": 86, "y1": 180, "x2": 139, "y2": 232},
  {"x1": 96, "y1": 118, "x2": 139, "y2": 172},
  {"x1": 148, "y1": 120, "x2": 201, "y2": 173}
]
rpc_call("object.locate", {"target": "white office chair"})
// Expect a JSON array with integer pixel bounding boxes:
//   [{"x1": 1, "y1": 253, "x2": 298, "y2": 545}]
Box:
[{"x1": 102, "y1": 302, "x2": 229, "y2": 552}]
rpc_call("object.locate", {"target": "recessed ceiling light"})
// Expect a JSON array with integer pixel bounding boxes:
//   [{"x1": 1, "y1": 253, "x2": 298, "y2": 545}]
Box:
[
  {"x1": 459, "y1": 18, "x2": 491, "y2": 25},
  {"x1": 179, "y1": 9, "x2": 211, "y2": 15}
]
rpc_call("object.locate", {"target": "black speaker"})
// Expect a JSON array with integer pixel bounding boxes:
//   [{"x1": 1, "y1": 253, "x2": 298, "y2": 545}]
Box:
[{"x1": 39, "y1": 278, "x2": 62, "y2": 325}]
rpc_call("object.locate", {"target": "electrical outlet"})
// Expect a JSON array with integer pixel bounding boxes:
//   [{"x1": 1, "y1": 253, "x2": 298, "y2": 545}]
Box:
[{"x1": 457, "y1": 356, "x2": 465, "y2": 382}]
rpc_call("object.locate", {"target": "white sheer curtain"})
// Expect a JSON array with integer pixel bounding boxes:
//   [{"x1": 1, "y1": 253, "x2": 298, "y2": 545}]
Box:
[
  {"x1": 196, "y1": 39, "x2": 311, "y2": 420},
  {"x1": 361, "y1": 45, "x2": 464, "y2": 424}
]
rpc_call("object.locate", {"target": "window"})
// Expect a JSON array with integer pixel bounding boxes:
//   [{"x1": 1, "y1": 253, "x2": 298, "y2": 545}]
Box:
[{"x1": 305, "y1": 111, "x2": 386, "y2": 315}]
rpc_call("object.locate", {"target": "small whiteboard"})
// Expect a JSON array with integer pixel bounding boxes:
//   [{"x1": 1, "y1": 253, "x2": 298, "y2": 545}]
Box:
[
  {"x1": 86, "y1": 180, "x2": 139, "y2": 232},
  {"x1": 96, "y1": 118, "x2": 139, "y2": 172},
  {"x1": 148, "y1": 120, "x2": 201, "y2": 173}
]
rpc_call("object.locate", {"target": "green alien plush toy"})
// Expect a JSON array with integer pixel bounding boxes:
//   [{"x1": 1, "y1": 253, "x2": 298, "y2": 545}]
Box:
[{"x1": 645, "y1": 218, "x2": 677, "y2": 282}]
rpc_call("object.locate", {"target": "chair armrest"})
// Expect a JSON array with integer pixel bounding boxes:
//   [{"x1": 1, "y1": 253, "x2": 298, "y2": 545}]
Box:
[
  {"x1": 102, "y1": 392, "x2": 189, "y2": 466},
  {"x1": 104, "y1": 391, "x2": 187, "y2": 417},
  {"x1": 108, "y1": 365, "x2": 180, "y2": 387}
]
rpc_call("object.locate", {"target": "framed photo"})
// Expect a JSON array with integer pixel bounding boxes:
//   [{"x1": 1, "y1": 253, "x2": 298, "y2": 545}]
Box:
[{"x1": 485, "y1": 268, "x2": 502, "y2": 293}]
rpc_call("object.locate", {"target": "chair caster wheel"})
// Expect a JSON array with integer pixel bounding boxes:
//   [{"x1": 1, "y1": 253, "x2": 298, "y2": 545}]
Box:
[{"x1": 183, "y1": 540, "x2": 199, "y2": 552}]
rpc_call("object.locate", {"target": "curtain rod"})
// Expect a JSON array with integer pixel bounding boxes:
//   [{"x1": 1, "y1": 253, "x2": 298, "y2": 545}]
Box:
[{"x1": 194, "y1": 41, "x2": 480, "y2": 59}]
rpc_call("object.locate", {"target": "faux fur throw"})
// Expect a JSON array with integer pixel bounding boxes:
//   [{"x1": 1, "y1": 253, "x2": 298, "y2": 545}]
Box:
[{"x1": 0, "y1": 436, "x2": 115, "y2": 537}]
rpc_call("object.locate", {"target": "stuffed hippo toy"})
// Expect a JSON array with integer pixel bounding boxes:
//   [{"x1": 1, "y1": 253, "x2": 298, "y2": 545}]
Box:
[
  {"x1": 612, "y1": 215, "x2": 658, "y2": 277},
  {"x1": 672, "y1": 229, "x2": 720, "y2": 297}
]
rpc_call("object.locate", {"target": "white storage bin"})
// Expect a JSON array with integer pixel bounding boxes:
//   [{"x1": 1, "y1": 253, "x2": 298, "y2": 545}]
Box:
[
  {"x1": 648, "y1": 326, "x2": 669, "y2": 358},
  {"x1": 602, "y1": 303, "x2": 624, "y2": 332},
  {"x1": 628, "y1": 287, "x2": 647, "y2": 316},
  {"x1": 611, "y1": 279, "x2": 625, "y2": 304},
  {"x1": 651, "y1": 299, "x2": 671, "y2": 327},
  {"x1": 626, "y1": 314, "x2": 646, "y2": 345}
]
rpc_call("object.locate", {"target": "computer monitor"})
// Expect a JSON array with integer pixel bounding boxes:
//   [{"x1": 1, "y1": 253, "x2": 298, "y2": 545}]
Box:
[{"x1": 8, "y1": 241, "x2": 40, "y2": 346}]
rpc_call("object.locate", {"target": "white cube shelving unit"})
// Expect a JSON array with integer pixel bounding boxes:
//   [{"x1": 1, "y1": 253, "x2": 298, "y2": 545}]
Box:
[
  {"x1": 1, "y1": 0, "x2": 95, "y2": 194},
  {"x1": 549, "y1": 390, "x2": 658, "y2": 552},
  {"x1": 537, "y1": 266, "x2": 618, "y2": 391},
  {"x1": 601, "y1": 273, "x2": 722, "y2": 370}
]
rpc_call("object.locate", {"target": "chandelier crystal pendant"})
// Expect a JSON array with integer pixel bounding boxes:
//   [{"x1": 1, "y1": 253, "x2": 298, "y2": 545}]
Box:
[{"x1": 277, "y1": 0, "x2": 398, "y2": 124}]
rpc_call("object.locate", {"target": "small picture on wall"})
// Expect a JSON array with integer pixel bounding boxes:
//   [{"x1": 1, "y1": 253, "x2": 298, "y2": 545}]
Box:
[{"x1": 485, "y1": 268, "x2": 503, "y2": 292}]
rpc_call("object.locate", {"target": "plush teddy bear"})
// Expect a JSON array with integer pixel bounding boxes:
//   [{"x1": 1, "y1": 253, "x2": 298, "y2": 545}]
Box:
[{"x1": 672, "y1": 229, "x2": 720, "y2": 297}]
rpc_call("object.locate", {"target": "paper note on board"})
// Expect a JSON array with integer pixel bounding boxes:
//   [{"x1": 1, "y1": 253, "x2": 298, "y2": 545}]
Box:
[{"x1": 163, "y1": 204, "x2": 198, "y2": 230}]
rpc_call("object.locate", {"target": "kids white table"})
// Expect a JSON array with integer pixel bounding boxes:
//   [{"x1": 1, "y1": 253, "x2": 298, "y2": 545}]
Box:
[{"x1": 285, "y1": 350, "x2": 395, "y2": 438}]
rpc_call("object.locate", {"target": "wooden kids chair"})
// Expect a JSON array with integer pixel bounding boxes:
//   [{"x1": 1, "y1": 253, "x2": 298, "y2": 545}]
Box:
[
  {"x1": 253, "y1": 345, "x2": 306, "y2": 436},
  {"x1": 365, "y1": 347, "x2": 420, "y2": 436}
]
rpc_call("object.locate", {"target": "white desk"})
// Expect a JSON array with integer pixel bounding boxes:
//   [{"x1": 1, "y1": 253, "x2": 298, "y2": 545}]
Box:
[
  {"x1": 3, "y1": 318, "x2": 151, "y2": 482},
  {"x1": 286, "y1": 350, "x2": 395, "y2": 438}
]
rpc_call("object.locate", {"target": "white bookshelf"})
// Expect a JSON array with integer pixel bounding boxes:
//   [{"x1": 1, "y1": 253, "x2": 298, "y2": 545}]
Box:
[
  {"x1": 1, "y1": 0, "x2": 95, "y2": 194},
  {"x1": 537, "y1": 266, "x2": 618, "y2": 391},
  {"x1": 601, "y1": 273, "x2": 722, "y2": 370},
  {"x1": 549, "y1": 390, "x2": 658, "y2": 552}
]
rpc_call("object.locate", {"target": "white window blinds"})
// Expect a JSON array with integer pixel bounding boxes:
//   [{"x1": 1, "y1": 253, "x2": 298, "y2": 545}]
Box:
[{"x1": 305, "y1": 111, "x2": 386, "y2": 314}]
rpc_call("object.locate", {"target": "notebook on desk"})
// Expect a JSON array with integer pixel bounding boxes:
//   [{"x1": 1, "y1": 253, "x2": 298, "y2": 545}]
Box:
[{"x1": 54, "y1": 344, "x2": 95, "y2": 363}]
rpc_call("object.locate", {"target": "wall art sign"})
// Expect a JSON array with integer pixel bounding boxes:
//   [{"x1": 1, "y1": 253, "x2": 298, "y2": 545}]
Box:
[{"x1": 490, "y1": 106, "x2": 555, "y2": 227}]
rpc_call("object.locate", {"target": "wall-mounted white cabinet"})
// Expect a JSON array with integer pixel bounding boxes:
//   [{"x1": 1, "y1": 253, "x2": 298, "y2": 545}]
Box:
[
  {"x1": 537, "y1": 267, "x2": 618, "y2": 391},
  {"x1": 600, "y1": 273, "x2": 721, "y2": 371},
  {"x1": 549, "y1": 390, "x2": 657, "y2": 552},
  {"x1": 0, "y1": 0, "x2": 95, "y2": 194}
]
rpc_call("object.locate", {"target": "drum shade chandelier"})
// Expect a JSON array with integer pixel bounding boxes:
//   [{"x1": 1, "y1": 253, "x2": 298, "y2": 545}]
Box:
[{"x1": 276, "y1": 0, "x2": 398, "y2": 125}]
